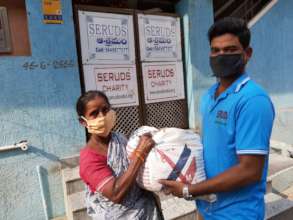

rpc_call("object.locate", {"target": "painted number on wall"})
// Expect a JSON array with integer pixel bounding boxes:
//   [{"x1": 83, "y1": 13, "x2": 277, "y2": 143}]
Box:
[{"x1": 22, "y1": 59, "x2": 75, "y2": 70}]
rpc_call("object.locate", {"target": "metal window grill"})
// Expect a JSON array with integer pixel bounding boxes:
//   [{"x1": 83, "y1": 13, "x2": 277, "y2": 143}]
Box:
[
  {"x1": 113, "y1": 106, "x2": 141, "y2": 137},
  {"x1": 145, "y1": 100, "x2": 188, "y2": 129},
  {"x1": 113, "y1": 99, "x2": 188, "y2": 137}
]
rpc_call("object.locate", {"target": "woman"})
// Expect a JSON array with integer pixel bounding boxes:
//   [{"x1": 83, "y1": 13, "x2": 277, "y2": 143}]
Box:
[{"x1": 77, "y1": 90, "x2": 162, "y2": 220}]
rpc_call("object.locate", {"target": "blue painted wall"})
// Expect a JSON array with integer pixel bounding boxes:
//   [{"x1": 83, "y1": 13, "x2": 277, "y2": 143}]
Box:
[
  {"x1": 0, "y1": 0, "x2": 85, "y2": 219},
  {"x1": 248, "y1": 0, "x2": 293, "y2": 144},
  {"x1": 1, "y1": 0, "x2": 292, "y2": 219},
  {"x1": 176, "y1": 0, "x2": 214, "y2": 129},
  {"x1": 177, "y1": 0, "x2": 293, "y2": 145}
]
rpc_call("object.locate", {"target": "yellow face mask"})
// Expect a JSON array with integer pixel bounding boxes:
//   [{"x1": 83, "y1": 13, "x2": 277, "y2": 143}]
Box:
[{"x1": 81, "y1": 110, "x2": 116, "y2": 137}]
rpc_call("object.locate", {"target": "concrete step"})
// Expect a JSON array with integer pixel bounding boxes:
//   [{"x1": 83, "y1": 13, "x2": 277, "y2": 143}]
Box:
[
  {"x1": 270, "y1": 140, "x2": 293, "y2": 158},
  {"x1": 156, "y1": 192, "x2": 196, "y2": 220},
  {"x1": 282, "y1": 185, "x2": 293, "y2": 201},
  {"x1": 265, "y1": 193, "x2": 293, "y2": 220},
  {"x1": 268, "y1": 154, "x2": 293, "y2": 193}
]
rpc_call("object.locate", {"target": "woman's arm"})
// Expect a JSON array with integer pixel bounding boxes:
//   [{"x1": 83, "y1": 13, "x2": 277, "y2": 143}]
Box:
[{"x1": 99, "y1": 134, "x2": 154, "y2": 203}]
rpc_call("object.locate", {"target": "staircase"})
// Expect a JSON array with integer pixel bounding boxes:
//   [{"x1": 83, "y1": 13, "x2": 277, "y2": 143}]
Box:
[{"x1": 213, "y1": 0, "x2": 274, "y2": 22}]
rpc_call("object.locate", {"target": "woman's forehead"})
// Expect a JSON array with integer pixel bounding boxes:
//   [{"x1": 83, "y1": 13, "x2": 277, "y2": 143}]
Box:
[{"x1": 86, "y1": 96, "x2": 108, "y2": 109}]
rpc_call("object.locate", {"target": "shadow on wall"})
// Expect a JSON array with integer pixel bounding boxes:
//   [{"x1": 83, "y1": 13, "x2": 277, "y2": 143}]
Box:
[{"x1": 0, "y1": 145, "x2": 79, "y2": 168}]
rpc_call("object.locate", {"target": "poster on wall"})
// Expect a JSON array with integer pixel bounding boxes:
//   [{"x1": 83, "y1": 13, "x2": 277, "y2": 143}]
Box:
[
  {"x1": 83, "y1": 64, "x2": 139, "y2": 107},
  {"x1": 0, "y1": 7, "x2": 11, "y2": 53},
  {"x1": 138, "y1": 14, "x2": 182, "y2": 62},
  {"x1": 42, "y1": 0, "x2": 63, "y2": 24},
  {"x1": 142, "y1": 62, "x2": 185, "y2": 103},
  {"x1": 78, "y1": 10, "x2": 135, "y2": 65}
]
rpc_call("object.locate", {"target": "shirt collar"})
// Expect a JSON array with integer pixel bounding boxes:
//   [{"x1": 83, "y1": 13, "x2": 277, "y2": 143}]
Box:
[
  {"x1": 234, "y1": 73, "x2": 250, "y2": 93},
  {"x1": 208, "y1": 73, "x2": 250, "y2": 98}
]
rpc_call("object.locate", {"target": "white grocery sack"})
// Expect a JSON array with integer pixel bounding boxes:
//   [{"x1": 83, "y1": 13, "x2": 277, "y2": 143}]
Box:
[{"x1": 126, "y1": 126, "x2": 206, "y2": 192}]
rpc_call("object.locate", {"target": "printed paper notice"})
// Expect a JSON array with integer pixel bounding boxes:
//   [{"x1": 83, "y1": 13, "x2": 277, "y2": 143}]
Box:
[
  {"x1": 138, "y1": 14, "x2": 182, "y2": 62},
  {"x1": 78, "y1": 11, "x2": 135, "y2": 65},
  {"x1": 83, "y1": 65, "x2": 139, "y2": 107},
  {"x1": 142, "y1": 62, "x2": 185, "y2": 103}
]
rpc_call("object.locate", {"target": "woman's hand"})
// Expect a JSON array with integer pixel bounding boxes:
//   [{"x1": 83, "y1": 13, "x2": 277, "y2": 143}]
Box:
[
  {"x1": 136, "y1": 133, "x2": 155, "y2": 155},
  {"x1": 96, "y1": 133, "x2": 155, "y2": 204}
]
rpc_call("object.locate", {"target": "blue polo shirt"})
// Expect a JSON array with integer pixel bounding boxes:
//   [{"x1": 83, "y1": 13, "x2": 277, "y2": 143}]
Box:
[{"x1": 196, "y1": 73, "x2": 275, "y2": 220}]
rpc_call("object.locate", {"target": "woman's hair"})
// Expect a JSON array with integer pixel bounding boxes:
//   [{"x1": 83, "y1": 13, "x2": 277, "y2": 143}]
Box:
[{"x1": 76, "y1": 90, "x2": 110, "y2": 117}]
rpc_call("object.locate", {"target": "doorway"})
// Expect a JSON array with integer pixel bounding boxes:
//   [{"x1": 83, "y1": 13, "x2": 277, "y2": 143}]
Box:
[{"x1": 73, "y1": 1, "x2": 188, "y2": 136}]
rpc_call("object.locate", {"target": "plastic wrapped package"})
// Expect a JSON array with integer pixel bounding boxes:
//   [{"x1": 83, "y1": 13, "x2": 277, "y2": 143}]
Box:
[{"x1": 126, "y1": 126, "x2": 206, "y2": 192}]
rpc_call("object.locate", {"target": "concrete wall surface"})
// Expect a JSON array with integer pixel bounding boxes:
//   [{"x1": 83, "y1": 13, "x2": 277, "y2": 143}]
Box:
[
  {"x1": 0, "y1": 0, "x2": 85, "y2": 219},
  {"x1": 176, "y1": 0, "x2": 215, "y2": 130},
  {"x1": 248, "y1": 0, "x2": 293, "y2": 144},
  {"x1": 1, "y1": 0, "x2": 293, "y2": 219},
  {"x1": 177, "y1": 0, "x2": 293, "y2": 146}
]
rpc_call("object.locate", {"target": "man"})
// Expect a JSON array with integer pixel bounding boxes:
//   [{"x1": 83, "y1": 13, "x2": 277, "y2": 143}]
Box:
[{"x1": 160, "y1": 17, "x2": 275, "y2": 220}]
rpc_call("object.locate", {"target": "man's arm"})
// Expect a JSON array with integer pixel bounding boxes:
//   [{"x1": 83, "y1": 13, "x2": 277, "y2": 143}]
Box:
[
  {"x1": 160, "y1": 95, "x2": 274, "y2": 197},
  {"x1": 160, "y1": 154, "x2": 265, "y2": 197},
  {"x1": 189, "y1": 154, "x2": 265, "y2": 196}
]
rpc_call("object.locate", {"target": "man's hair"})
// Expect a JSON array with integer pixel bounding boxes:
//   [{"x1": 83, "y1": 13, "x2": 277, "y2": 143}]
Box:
[
  {"x1": 76, "y1": 90, "x2": 110, "y2": 117},
  {"x1": 208, "y1": 17, "x2": 251, "y2": 49}
]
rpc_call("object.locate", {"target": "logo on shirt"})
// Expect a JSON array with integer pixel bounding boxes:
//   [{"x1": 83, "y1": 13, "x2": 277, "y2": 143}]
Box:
[{"x1": 215, "y1": 110, "x2": 228, "y2": 125}]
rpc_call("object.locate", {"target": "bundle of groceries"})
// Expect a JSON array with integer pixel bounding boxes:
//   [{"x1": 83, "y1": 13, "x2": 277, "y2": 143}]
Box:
[{"x1": 126, "y1": 126, "x2": 206, "y2": 192}]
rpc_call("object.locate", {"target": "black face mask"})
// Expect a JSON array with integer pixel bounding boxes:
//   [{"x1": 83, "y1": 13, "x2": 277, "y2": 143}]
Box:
[{"x1": 210, "y1": 53, "x2": 245, "y2": 78}]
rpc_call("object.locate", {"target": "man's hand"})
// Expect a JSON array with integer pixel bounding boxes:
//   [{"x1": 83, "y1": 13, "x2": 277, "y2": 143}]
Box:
[
  {"x1": 159, "y1": 180, "x2": 185, "y2": 197},
  {"x1": 160, "y1": 155, "x2": 265, "y2": 200}
]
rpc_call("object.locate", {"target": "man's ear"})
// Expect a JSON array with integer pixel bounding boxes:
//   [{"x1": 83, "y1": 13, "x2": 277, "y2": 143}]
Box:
[
  {"x1": 79, "y1": 117, "x2": 87, "y2": 127},
  {"x1": 244, "y1": 47, "x2": 253, "y2": 63}
]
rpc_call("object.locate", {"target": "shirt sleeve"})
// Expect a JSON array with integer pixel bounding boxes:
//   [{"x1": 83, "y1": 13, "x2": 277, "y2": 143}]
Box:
[
  {"x1": 236, "y1": 95, "x2": 275, "y2": 155},
  {"x1": 80, "y1": 151, "x2": 114, "y2": 192}
]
